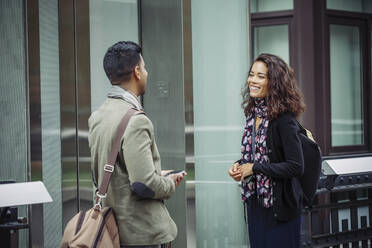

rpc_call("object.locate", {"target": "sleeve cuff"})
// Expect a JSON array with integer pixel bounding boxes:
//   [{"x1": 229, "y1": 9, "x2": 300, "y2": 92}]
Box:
[
  {"x1": 235, "y1": 159, "x2": 243, "y2": 165},
  {"x1": 165, "y1": 176, "x2": 176, "y2": 192},
  {"x1": 252, "y1": 162, "x2": 261, "y2": 173}
]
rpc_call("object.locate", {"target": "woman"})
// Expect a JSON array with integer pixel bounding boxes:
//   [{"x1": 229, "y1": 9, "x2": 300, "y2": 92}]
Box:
[{"x1": 228, "y1": 53, "x2": 306, "y2": 248}]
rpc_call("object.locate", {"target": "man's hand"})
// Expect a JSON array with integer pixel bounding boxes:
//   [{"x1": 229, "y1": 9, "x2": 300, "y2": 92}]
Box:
[
  {"x1": 228, "y1": 162, "x2": 241, "y2": 182},
  {"x1": 161, "y1": 170, "x2": 173, "y2": 176},
  {"x1": 238, "y1": 163, "x2": 253, "y2": 181},
  {"x1": 167, "y1": 172, "x2": 187, "y2": 187}
]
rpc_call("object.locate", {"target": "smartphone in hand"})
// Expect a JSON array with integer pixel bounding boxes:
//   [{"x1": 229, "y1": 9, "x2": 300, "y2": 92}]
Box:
[{"x1": 164, "y1": 170, "x2": 186, "y2": 177}]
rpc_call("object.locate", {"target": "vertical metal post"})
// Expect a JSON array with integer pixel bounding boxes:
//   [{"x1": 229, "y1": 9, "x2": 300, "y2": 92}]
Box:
[
  {"x1": 59, "y1": 0, "x2": 79, "y2": 227},
  {"x1": 25, "y1": 0, "x2": 44, "y2": 246}
]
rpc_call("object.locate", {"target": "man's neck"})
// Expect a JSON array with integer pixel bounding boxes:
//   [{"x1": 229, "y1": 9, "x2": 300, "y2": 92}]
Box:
[{"x1": 117, "y1": 82, "x2": 139, "y2": 97}]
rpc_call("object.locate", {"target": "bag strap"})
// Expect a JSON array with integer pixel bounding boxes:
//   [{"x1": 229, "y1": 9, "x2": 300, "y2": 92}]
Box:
[
  {"x1": 295, "y1": 119, "x2": 316, "y2": 142},
  {"x1": 94, "y1": 108, "x2": 144, "y2": 211}
]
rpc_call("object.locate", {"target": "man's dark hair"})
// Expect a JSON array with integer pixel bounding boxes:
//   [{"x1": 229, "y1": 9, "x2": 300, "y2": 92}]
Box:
[{"x1": 103, "y1": 41, "x2": 142, "y2": 84}]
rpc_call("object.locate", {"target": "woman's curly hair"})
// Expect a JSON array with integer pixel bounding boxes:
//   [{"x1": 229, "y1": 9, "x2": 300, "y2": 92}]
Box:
[{"x1": 242, "y1": 53, "x2": 306, "y2": 119}]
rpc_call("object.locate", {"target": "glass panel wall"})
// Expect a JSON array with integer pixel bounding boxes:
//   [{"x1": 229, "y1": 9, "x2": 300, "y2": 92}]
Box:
[
  {"x1": 0, "y1": 0, "x2": 28, "y2": 246},
  {"x1": 0, "y1": 1, "x2": 27, "y2": 182},
  {"x1": 140, "y1": 0, "x2": 189, "y2": 246},
  {"x1": 90, "y1": 0, "x2": 139, "y2": 112},
  {"x1": 253, "y1": 25, "x2": 290, "y2": 64},
  {"x1": 39, "y1": 0, "x2": 62, "y2": 246},
  {"x1": 250, "y1": 0, "x2": 293, "y2": 13},
  {"x1": 327, "y1": 0, "x2": 372, "y2": 14},
  {"x1": 330, "y1": 24, "x2": 363, "y2": 146},
  {"x1": 192, "y1": 0, "x2": 249, "y2": 246}
]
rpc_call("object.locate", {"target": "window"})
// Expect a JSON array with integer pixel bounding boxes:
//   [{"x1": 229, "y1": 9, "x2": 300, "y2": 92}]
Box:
[
  {"x1": 253, "y1": 24, "x2": 290, "y2": 64},
  {"x1": 329, "y1": 24, "x2": 363, "y2": 147},
  {"x1": 251, "y1": 0, "x2": 293, "y2": 13},
  {"x1": 327, "y1": 0, "x2": 372, "y2": 14},
  {"x1": 324, "y1": 13, "x2": 371, "y2": 154},
  {"x1": 250, "y1": 1, "x2": 294, "y2": 66}
]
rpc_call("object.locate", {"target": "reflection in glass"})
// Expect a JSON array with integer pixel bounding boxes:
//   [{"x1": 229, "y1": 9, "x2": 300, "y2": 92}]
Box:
[
  {"x1": 192, "y1": 0, "x2": 249, "y2": 246},
  {"x1": 330, "y1": 25, "x2": 363, "y2": 146},
  {"x1": 327, "y1": 0, "x2": 372, "y2": 13},
  {"x1": 251, "y1": 0, "x2": 293, "y2": 13},
  {"x1": 253, "y1": 25, "x2": 290, "y2": 64}
]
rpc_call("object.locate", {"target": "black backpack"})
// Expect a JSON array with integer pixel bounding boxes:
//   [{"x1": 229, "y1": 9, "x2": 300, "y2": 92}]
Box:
[{"x1": 296, "y1": 121, "x2": 322, "y2": 207}]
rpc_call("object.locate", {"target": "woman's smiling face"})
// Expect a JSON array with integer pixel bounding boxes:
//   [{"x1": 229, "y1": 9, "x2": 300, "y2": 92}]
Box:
[{"x1": 248, "y1": 61, "x2": 269, "y2": 98}]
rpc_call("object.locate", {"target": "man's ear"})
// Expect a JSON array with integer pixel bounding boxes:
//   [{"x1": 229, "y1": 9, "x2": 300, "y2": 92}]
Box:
[{"x1": 134, "y1": 65, "x2": 141, "y2": 80}]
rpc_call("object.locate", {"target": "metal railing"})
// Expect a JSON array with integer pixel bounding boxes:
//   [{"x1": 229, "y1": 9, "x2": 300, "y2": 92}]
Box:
[{"x1": 301, "y1": 185, "x2": 372, "y2": 248}]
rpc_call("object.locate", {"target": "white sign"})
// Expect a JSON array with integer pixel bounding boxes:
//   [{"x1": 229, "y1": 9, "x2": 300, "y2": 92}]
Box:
[
  {"x1": 0, "y1": 181, "x2": 53, "y2": 208},
  {"x1": 324, "y1": 156, "x2": 372, "y2": 175}
]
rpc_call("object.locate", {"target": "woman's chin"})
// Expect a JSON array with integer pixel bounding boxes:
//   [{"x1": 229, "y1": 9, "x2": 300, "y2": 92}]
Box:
[{"x1": 250, "y1": 93, "x2": 264, "y2": 98}]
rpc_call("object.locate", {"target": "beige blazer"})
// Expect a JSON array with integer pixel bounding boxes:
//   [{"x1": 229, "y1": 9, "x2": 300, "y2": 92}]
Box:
[{"x1": 88, "y1": 97, "x2": 177, "y2": 246}]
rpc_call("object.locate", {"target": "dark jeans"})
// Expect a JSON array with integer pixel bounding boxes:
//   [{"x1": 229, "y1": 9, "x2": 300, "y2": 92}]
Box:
[
  {"x1": 121, "y1": 244, "x2": 170, "y2": 248},
  {"x1": 246, "y1": 198, "x2": 301, "y2": 248}
]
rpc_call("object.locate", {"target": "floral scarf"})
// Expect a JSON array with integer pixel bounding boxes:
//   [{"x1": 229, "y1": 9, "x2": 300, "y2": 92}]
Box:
[{"x1": 240, "y1": 98, "x2": 273, "y2": 208}]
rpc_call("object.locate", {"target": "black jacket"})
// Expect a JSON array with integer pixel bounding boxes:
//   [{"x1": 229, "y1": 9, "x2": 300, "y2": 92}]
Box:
[{"x1": 252, "y1": 112, "x2": 304, "y2": 221}]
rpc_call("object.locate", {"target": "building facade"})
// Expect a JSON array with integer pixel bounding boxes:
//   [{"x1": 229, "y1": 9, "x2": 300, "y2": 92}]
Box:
[{"x1": 0, "y1": 0, "x2": 371, "y2": 247}]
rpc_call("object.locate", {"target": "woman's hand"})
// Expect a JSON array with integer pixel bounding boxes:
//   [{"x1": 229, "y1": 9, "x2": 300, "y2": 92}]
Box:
[
  {"x1": 228, "y1": 163, "x2": 241, "y2": 182},
  {"x1": 239, "y1": 163, "x2": 254, "y2": 181}
]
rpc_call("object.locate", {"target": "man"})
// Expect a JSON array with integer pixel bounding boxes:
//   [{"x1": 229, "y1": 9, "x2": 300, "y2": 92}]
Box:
[{"x1": 88, "y1": 41, "x2": 184, "y2": 247}]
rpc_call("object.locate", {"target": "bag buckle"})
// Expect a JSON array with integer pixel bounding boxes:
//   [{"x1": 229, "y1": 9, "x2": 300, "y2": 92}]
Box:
[
  {"x1": 94, "y1": 203, "x2": 102, "y2": 211},
  {"x1": 96, "y1": 192, "x2": 107, "y2": 199},
  {"x1": 94, "y1": 192, "x2": 107, "y2": 211},
  {"x1": 104, "y1": 164, "x2": 114, "y2": 173}
]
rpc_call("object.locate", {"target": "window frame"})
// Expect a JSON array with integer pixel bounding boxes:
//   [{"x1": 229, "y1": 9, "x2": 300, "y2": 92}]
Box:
[
  {"x1": 325, "y1": 16, "x2": 370, "y2": 155},
  {"x1": 251, "y1": 10, "x2": 295, "y2": 65},
  {"x1": 317, "y1": 3, "x2": 372, "y2": 156}
]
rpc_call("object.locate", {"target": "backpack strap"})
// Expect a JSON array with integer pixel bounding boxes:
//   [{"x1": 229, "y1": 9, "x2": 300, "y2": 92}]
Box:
[
  {"x1": 94, "y1": 108, "x2": 145, "y2": 211},
  {"x1": 295, "y1": 120, "x2": 316, "y2": 142}
]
